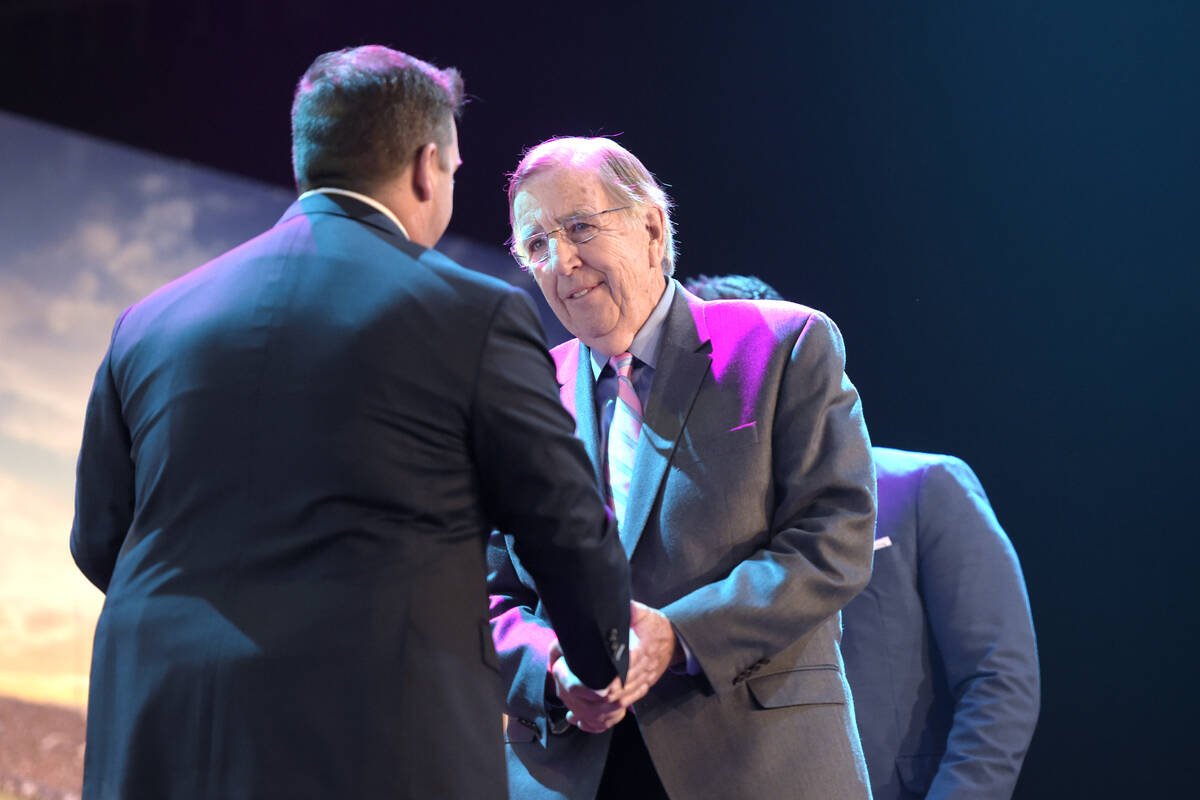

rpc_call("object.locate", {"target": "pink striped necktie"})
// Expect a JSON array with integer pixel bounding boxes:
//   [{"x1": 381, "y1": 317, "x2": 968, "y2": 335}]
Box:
[{"x1": 605, "y1": 352, "x2": 643, "y2": 530}]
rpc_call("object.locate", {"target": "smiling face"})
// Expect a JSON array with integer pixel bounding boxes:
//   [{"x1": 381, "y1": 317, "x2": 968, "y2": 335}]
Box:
[{"x1": 512, "y1": 165, "x2": 666, "y2": 356}]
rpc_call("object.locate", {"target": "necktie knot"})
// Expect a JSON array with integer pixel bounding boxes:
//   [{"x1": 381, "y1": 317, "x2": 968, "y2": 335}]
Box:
[{"x1": 609, "y1": 352, "x2": 635, "y2": 381}]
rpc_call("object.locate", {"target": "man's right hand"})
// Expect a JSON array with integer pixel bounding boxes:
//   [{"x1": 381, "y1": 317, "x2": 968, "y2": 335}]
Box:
[
  {"x1": 548, "y1": 639, "x2": 629, "y2": 733},
  {"x1": 548, "y1": 602, "x2": 672, "y2": 733}
]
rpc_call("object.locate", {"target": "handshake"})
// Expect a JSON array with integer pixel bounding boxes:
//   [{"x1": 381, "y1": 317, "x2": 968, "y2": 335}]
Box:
[{"x1": 549, "y1": 601, "x2": 685, "y2": 733}]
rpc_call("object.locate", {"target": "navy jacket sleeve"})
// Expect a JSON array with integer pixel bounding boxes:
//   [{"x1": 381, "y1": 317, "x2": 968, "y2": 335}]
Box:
[
  {"x1": 470, "y1": 289, "x2": 630, "y2": 691},
  {"x1": 70, "y1": 313, "x2": 135, "y2": 593},
  {"x1": 919, "y1": 457, "x2": 1040, "y2": 799}
]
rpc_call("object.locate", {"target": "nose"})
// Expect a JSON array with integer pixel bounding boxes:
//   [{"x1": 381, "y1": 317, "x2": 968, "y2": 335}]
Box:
[{"x1": 545, "y1": 234, "x2": 582, "y2": 274}]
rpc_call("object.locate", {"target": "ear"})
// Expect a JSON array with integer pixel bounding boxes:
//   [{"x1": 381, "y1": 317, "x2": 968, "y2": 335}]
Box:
[
  {"x1": 411, "y1": 142, "x2": 440, "y2": 202},
  {"x1": 643, "y1": 204, "x2": 667, "y2": 269}
]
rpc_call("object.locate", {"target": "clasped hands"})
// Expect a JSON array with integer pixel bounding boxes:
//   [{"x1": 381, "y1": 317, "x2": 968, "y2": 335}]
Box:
[{"x1": 548, "y1": 600, "x2": 683, "y2": 734}]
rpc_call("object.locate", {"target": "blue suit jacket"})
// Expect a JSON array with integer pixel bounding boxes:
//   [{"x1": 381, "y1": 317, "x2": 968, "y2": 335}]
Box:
[{"x1": 841, "y1": 447, "x2": 1040, "y2": 799}]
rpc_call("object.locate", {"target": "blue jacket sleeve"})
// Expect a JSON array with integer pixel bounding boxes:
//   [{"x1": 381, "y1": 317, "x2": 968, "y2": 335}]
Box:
[
  {"x1": 919, "y1": 457, "x2": 1040, "y2": 800},
  {"x1": 70, "y1": 313, "x2": 135, "y2": 593}
]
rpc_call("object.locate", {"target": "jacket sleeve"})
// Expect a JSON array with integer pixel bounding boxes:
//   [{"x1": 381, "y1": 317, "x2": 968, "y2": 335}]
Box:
[
  {"x1": 472, "y1": 288, "x2": 630, "y2": 693},
  {"x1": 919, "y1": 457, "x2": 1040, "y2": 800},
  {"x1": 487, "y1": 527, "x2": 562, "y2": 738},
  {"x1": 70, "y1": 313, "x2": 135, "y2": 593},
  {"x1": 661, "y1": 310, "x2": 878, "y2": 693}
]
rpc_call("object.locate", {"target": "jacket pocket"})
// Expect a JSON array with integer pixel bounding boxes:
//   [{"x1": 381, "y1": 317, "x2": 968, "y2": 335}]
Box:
[{"x1": 746, "y1": 665, "x2": 846, "y2": 708}]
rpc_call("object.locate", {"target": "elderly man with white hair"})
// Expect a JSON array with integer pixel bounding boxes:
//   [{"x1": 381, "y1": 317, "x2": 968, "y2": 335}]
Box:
[{"x1": 488, "y1": 137, "x2": 878, "y2": 799}]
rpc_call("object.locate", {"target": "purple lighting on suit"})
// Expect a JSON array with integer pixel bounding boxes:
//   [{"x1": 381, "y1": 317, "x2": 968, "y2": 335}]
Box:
[{"x1": 696, "y1": 299, "x2": 779, "y2": 424}]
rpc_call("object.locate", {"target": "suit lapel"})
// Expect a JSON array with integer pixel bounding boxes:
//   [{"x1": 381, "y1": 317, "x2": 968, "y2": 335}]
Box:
[
  {"x1": 556, "y1": 340, "x2": 605, "y2": 488},
  {"x1": 621, "y1": 286, "x2": 712, "y2": 558}
]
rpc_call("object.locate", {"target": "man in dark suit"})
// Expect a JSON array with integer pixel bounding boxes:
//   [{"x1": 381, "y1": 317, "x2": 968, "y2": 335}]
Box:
[
  {"x1": 686, "y1": 274, "x2": 1041, "y2": 800},
  {"x1": 71, "y1": 46, "x2": 631, "y2": 799},
  {"x1": 489, "y1": 138, "x2": 877, "y2": 799}
]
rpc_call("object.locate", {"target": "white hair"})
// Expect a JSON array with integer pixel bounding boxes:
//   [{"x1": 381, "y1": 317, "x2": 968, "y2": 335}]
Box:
[{"x1": 507, "y1": 137, "x2": 678, "y2": 276}]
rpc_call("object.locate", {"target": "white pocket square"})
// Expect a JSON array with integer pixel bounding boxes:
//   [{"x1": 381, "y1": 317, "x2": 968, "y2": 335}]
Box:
[{"x1": 873, "y1": 536, "x2": 893, "y2": 551}]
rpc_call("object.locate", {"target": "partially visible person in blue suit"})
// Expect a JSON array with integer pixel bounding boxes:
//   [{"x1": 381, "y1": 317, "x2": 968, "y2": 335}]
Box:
[{"x1": 685, "y1": 274, "x2": 1041, "y2": 800}]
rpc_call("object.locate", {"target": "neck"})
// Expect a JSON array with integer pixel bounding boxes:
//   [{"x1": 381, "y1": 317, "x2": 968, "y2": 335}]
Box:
[
  {"x1": 583, "y1": 275, "x2": 668, "y2": 357},
  {"x1": 372, "y1": 179, "x2": 433, "y2": 247},
  {"x1": 584, "y1": 333, "x2": 635, "y2": 359}
]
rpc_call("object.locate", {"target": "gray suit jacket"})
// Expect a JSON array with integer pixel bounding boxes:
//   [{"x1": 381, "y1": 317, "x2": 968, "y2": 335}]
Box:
[
  {"x1": 489, "y1": 283, "x2": 877, "y2": 799},
  {"x1": 841, "y1": 448, "x2": 1040, "y2": 799}
]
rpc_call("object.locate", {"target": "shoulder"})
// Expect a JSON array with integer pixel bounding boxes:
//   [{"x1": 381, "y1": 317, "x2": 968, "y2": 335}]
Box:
[
  {"x1": 684, "y1": 292, "x2": 832, "y2": 353},
  {"x1": 417, "y1": 247, "x2": 519, "y2": 299},
  {"x1": 874, "y1": 447, "x2": 942, "y2": 481},
  {"x1": 874, "y1": 447, "x2": 980, "y2": 499},
  {"x1": 406, "y1": 249, "x2": 552, "y2": 343},
  {"x1": 873, "y1": 449, "x2": 1007, "y2": 554},
  {"x1": 697, "y1": 296, "x2": 826, "y2": 336}
]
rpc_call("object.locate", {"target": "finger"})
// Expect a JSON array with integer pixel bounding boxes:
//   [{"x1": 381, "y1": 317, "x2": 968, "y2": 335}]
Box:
[
  {"x1": 621, "y1": 662, "x2": 656, "y2": 695},
  {"x1": 595, "y1": 674, "x2": 624, "y2": 701},
  {"x1": 578, "y1": 719, "x2": 607, "y2": 734},
  {"x1": 598, "y1": 707, "x2": 626, "y2": 727},
  {"x1": 607, "y1": 677, "x2": 649, "y2": 708},
  {"x1": 563, "y1": 695, "x2": 624, "y2": 715},
  {"x1": 572, "y1": 709, "x2": 624, "y2": 734},
  {"x1": 561, "y1": 685, "x2": 618, "y2": 705},
  {"x1": 566, "y1": 710, "x2": 607, "y2": 734},
  {"x1": 605, "y1": 679, "x2": 646, "y2": 706},
  {"x1": 619, "y1": 681, "x2": 651, "y2": 707}
]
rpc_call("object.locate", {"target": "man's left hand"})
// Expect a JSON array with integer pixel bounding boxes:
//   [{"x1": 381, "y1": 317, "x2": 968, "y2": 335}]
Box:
[{"x1": 626, "y1": 600, "x2": 684, "y2": 693}]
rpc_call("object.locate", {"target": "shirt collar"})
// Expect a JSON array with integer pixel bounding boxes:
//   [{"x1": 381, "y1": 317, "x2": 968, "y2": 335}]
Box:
[
  {"x1": 590, "y1": 279, "x2": 675, "y2": 380},
  {"x1": 298, "y1": 187, "x2": 411, "y2": 240}
]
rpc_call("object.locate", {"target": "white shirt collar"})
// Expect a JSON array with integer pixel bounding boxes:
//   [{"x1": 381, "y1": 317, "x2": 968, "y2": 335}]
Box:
[{"x1": 298, "y1": 187, "x2": 411, "y2": 240}]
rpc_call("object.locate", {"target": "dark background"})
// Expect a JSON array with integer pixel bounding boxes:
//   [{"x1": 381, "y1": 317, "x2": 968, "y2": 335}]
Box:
[{"x1": 4, "y1": 1, "x2": 1197, "y2": 795}]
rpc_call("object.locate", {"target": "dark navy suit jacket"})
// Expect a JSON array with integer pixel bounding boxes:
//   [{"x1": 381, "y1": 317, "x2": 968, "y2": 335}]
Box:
[
  {"x1": 841, "y1": 447, "x2": 1039, "y2": 799},
  {"x1": 70, "y1": 193, "x2": 630, "y2": 799}
]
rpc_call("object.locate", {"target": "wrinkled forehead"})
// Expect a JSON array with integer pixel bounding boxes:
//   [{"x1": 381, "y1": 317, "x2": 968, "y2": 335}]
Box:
[{"x1": 510, "y1": 164, "x2": 620, "y2": 235}]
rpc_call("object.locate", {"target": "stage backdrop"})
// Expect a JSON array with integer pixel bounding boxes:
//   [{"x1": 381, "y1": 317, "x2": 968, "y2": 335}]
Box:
[{"x1": 0, "y1": 109, "x2": 559, "y2": 710}]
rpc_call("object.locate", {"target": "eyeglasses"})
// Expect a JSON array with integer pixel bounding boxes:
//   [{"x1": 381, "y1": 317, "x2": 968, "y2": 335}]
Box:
[{"x1": 509, "y1": 206, "x2": 631, "y2": 270}]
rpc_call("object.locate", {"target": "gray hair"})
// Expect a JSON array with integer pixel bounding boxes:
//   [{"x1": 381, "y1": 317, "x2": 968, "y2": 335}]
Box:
[{"x1": 507, "y1": 137, "x2": 677, "y2": 276}]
